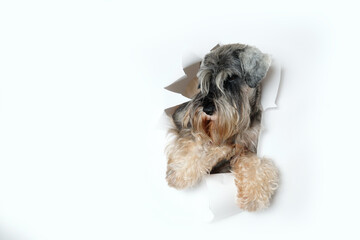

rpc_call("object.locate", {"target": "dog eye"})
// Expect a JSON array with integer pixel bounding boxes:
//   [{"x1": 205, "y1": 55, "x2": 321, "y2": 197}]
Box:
[{"x1": 226, "y1": 75, "x2": 237, "y2": 82}]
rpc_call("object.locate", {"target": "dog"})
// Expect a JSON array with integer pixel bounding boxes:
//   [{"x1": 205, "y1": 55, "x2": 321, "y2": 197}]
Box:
[{"x1": 165, "y1": 44, "x2": 279, "y2": 212}]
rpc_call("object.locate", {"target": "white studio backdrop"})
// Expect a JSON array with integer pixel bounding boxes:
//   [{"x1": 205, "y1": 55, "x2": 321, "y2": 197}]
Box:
[{"x1": 1, "y1": 1, "x2": 360, "y2": 240}]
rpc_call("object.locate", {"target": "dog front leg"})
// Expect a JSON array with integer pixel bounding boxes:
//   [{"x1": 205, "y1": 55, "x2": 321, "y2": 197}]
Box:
[
  {"x1": 166, "y1": 137, "x2": 234, "y2": 189},
  {"x1": 231, "y1": 151, "x2": 279, "y2": 211}
]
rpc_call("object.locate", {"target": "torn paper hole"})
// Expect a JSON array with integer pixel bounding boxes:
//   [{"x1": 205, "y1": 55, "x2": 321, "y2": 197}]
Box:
[{"x1": 164, "y1": 45, "x2": 281, "y2": 221}]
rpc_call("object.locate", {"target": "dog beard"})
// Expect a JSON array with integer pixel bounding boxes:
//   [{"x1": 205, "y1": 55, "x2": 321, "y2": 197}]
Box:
[{"x1": 182, "y1": 97, "x2": 251, "y2": 145}]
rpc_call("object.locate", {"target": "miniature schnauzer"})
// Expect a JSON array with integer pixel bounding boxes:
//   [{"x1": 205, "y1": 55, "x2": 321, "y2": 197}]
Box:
[{"x1": 166, "y1": 44, "x2": 279, "y2": 211}]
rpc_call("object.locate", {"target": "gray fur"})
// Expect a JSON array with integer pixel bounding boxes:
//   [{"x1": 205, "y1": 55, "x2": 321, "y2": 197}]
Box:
[
  {"x1": 240, "y1": 46, "x2": 271, "y2": 88},
  {"x1": 171, "y1": 44, "x2": 271, "y2": 171},
  {"x1": 198, "y1": 44, "x2": 271, "y2": 89}
]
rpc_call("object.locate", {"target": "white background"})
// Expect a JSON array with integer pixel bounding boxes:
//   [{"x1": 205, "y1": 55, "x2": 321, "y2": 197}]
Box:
[{"x1": 1, "y1": 1, "x2": 360, "y2": 239}]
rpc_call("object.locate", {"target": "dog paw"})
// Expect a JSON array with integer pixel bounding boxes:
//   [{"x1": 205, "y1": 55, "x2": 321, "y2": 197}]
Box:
[
  {"x1": 233, "y1": 156, "x2": 279, "y2": 212},
  {"x1": 166, "y1": 165, "x2": 203, "y2": 190}
]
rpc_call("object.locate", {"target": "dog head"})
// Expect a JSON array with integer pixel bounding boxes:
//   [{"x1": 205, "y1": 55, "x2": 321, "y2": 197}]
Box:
[
  {"x1": 197, "y1": 44, "x2": 271, "y2": 115},
  {"x1": 176, "y1": 44, "x2": 271, "y2": 144}
]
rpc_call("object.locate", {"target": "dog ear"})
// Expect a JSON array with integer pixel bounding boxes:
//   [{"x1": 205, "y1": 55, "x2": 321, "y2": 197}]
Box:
[{"x1": 239, "y1": 46, "x2": 271, "y2": 88}]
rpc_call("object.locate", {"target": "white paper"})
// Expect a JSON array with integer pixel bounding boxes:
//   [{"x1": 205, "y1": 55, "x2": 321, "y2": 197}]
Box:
[
  {"x1": 164, "y1": 45, "x2": 281, "y2": 221},
  {"x1": 205, "y1": 173, "x2": 241, "y2": 221},
  {"x1": 260, "y1": 58, "x2": 281, "y2": 111}
]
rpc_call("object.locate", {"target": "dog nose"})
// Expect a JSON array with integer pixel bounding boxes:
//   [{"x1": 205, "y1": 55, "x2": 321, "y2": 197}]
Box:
[{"x1": 203, "y1": 105, "x2": 215, "y2": 115}]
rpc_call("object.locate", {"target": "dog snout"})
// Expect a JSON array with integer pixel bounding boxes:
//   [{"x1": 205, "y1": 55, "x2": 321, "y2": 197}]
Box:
[
  {"x1": 203, "y1": 105, "x2": 215, "y2": 115},
  {"x1": 202, "y1": 88, "x2": 216, "y2": 115},
  {"x1": 203, "y1": 100, "x2": 215, "y2": 115}
]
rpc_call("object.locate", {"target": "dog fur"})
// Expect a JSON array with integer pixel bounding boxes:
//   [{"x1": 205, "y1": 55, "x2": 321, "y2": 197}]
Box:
[{"x1": 166, "y1": 44, "x2": 279, "y2": 211}]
